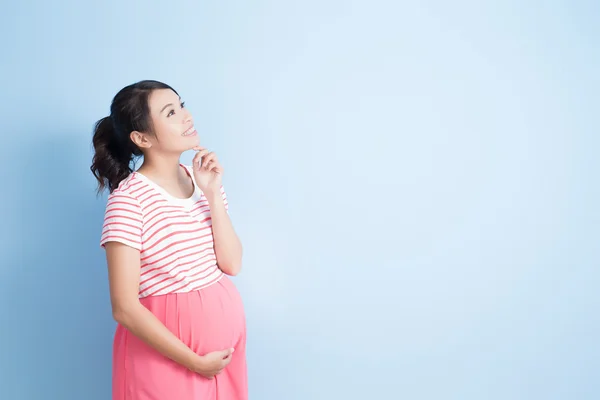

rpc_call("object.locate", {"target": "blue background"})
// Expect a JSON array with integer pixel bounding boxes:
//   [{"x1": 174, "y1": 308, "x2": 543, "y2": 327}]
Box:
[{"x1": 1, "y1": 0, "x2": 598, "y2": 399}]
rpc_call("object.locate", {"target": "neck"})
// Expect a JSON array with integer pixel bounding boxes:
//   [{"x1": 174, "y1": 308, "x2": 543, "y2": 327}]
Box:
[{"x1": 138, "y1": 153, "x2": 182, "y2": 183}]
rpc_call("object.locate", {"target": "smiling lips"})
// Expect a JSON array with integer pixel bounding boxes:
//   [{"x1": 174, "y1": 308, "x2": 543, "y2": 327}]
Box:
[{"x1": 182, "y1": 126, "x2": 197, "y2": 136}]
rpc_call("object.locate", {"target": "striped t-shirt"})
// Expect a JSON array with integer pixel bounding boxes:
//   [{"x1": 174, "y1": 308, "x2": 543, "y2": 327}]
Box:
[{"x1": 99, "y1": 164, "x2": 228, "y2": 298}]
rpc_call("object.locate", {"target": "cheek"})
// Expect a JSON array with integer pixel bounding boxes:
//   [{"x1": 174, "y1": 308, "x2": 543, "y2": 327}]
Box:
[
  {"x1": 168, "y1": 122, "x2": 184, "y2": 138},
  {"x1": 155, "y1": 121, "x2": 182, "y2": 141}
]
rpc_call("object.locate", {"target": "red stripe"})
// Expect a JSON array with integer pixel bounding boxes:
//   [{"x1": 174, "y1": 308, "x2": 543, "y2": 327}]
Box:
[
  {"x1": 139, "y1": 192, "x2": 163, "y2": 206},
  {"x1": 140, "y1": 262, "x2": 218, "y2": 296},
  {"x1": 106, "y1": 195, "x2": 136, "y2": 204},
  {"x1": 117, "y1": 179, "x2": 143, "y2": 194},
  {"x1": 127, "y1": 178, "x2": 144, "y2": 188},
  {"x1": 103, "y1": 221, "x2": 140, "y2": 231},
  {"x1": 140, "y1": 232, "x2": 214, "y2": 263},
  {"x1": 140, "y1": 193, "x2": 167, "y2": 208},
  {"x1": 139, "y1": 249, "x2": 214, "y2": 284},
  {"x1": 105, "y1": 206, "x2": 142, "y2": 217},
  {"x1": 101, "y1": 235, "x2": 141, "y2": 246},
  {"x1": 144, "y1": 264, "x2": 223, "y2": 296},
  {"x1": 190, "y1": 203, "x2": 210, "y2": 214},
  {"x1": 144, "y1": 219, "x2": 200, "y2": 243},
  {"x1": 185, "y1": 273, "x2": 224, "y2": 293},
  {"x1": 130, "y1": 182, "x2": 150, "y2": 197},
  {"x1": 141, "y1": 195, "x2": 173, "y2": 211},
  {"x1": 140, "y1": 258, "x2": 215, "y2": 290},
  {"x1": 141, "y1": 224, "x2": 213, "y2": 254},
  {"x1": 104, "y1": 214, "x2": 142, "y2": 225},
  {"x1": 144, "y1": 207, "x2": 185, "y2": 227},
  {"x1": 143, "y1": 226, "x2": 207, "y2": 252},
  {"x1": 135, "y1": 189, "x2": 156, "y2": 204},
  {"x1": 144, "y1": 214, "x2": 197, "y2": 236},
  {"x1": 149, "y1": 269, "x2": 223, "y2": 297},
  {"x1": 140, "y1": 234, "x2": 214, "y2": 269},
  {"x1": 139, "y1": 254, "x2": 216, "y2": 287},
  {"x1": 103, "y1": 227, "x2": 140, "y2": 237},
  {"x1": 107, "y1": 199, "x2": 139, "y2": 208},
  {"x1": 196, "y1": 216, "x2": 212, "y2": 225},
  {"x1": 144, "y1": 201, "x2": 178, "y2": 216},
  {"x1": 169, "y1": 251, "x2": 215, "y2": 270}
]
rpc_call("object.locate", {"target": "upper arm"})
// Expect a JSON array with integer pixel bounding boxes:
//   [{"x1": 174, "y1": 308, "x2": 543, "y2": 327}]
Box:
[
  {"x1": 100, "y1": 192, "x2": 144, "y2": 312},
  {"x1": 105, "y1": 242, "x2": 142, "y2": 313}
]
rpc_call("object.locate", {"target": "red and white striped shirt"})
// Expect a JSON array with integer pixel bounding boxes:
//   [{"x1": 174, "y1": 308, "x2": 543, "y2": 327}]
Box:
[{"x1": 100, "y1": 164, "x2": 228, "y2": 298}]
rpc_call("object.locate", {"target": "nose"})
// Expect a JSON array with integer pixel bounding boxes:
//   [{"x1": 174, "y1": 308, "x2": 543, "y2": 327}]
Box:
[{"x1": 182, "y1": 107, "x2": 193, "y2": 124}]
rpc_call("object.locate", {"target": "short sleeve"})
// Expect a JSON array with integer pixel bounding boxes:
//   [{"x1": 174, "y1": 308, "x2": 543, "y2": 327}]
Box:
[
  {"x1": 100, "y1": 192, "x2": 143, "y2": 250},
  {"x1": 220, "y1": 185, "x2": 229, "y2": 211}
]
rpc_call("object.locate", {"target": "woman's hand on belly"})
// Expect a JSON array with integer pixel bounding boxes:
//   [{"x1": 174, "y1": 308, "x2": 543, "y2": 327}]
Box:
[{"x1": 191, "y1": 347, "x2": 236, "y2": 379}]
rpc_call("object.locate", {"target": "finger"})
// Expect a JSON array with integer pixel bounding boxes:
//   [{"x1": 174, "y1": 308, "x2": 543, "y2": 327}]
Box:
[
  {"x1": 202, "y1": 153, "x2": 216, "y2": 169},
  {"x1": 193, "y1": 158, "x2": 202, "y2": 170},
  {"x1": 221, "y1": 354, "x2": 234, "y2": 367},
  {"x1": 193, "y1": 154, "x2": 206, "y2": 168},
  {"x1": 211, "y1": 160, "x2": 223, "y2": 172},
  {"x1": 193, "y1": 150, "x2": 210, "y2": 168},
  {"x1": 193, "y1": 149, "x2": 210, "y2": 161},
  {"x1": 205, "y1": 161, "x2": 216, "y2": 171},
  {"x1": 220, "y1": 348, "x2": 235, "y2": 358}
]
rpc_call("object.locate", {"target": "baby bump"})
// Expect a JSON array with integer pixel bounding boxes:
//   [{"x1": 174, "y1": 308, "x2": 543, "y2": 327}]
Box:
[
  {"x1": 140, "y1": 275, "x2": 246, "y2": 354},
  {"x1": 112, "y1": 276, "x2": 247, "y2": 399}
]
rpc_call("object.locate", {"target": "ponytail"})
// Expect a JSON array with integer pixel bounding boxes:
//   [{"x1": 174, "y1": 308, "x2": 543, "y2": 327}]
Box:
[
  {"x1": 90, "y1": 80, "x2": 179, "y2": 194},
  {"x1": 90, "y1": 116, "x2": 135, "y2": 194}
]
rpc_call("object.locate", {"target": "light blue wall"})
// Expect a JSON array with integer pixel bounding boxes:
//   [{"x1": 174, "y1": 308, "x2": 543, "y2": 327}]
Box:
[{"x1": 1, "y1": 1, "x2": 598, "y2": 399}]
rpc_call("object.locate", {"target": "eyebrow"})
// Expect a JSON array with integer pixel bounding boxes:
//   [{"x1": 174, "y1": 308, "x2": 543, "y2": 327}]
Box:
[
  {"x1": 159, "y1": 97, "x2": 182, "y2": 114},
  {"x1": 160, "y1": 103, "x2": 174, "y2": 114}
]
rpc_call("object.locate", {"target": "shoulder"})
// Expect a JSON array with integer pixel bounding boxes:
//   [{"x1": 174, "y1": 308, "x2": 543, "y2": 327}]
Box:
[
  {"x1": 100, "y1": 175, "x2": 145, "y2": 250},
  {"x1": 105, "y1": 174, "x2": 145, "y2": 210}
]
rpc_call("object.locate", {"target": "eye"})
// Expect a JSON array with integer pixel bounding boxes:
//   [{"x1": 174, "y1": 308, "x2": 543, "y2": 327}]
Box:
[
  {"x1": 167, "y1": 109, "x2": 175, "y2": 117},
  {"x1": 180, "y1": 101, "x2": 186, "y2": 108}
]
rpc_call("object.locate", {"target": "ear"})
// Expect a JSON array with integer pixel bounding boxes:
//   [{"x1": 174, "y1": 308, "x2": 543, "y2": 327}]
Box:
[{"x1": 130, "y1": 130, "x2": 152, "y2": 149}]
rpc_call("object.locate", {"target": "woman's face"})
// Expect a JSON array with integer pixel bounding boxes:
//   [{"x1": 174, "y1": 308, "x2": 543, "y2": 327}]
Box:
[{"x1": 139, "y1": 88, "x2": 199, "y2": 154}]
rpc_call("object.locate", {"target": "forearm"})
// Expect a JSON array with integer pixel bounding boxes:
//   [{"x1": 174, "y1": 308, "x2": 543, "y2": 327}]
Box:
[
  {"x1": 206, "y1": 190, "x2": 243, "y2": 275},
  {"x1": 113, "y1": 302, "x2": 203, "y2": 371}
]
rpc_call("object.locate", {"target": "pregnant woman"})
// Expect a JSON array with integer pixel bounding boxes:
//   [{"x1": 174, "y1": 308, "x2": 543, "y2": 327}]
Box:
[{"x1": 90, "y1": 80, "x2": 247, "y2": 400}]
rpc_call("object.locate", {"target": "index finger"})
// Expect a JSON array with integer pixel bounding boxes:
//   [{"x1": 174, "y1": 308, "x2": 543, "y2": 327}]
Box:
[{"x1": 221, "y1": 354, "x2": 233, "y2": 367}]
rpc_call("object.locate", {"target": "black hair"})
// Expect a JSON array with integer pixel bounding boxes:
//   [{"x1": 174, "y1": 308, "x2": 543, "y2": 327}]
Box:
[{"x1": 90, "y1": 80, "x2": 179, "y2": 194}]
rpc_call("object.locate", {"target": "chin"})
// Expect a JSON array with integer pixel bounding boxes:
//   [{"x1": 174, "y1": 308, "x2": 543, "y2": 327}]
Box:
[{"x1": 184, "y1": 137, "x2": 200, "y2": 148}]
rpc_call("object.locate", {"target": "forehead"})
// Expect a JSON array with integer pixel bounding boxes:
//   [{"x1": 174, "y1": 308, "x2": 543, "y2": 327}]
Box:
[{"x1": 148, "y1": 89, "x2": 180, "y2": 114}]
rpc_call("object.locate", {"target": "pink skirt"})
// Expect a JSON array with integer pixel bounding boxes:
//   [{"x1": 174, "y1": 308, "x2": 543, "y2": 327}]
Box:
[{"x1": 112, "y1": 276, "x2": 247, "y2": 400}]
